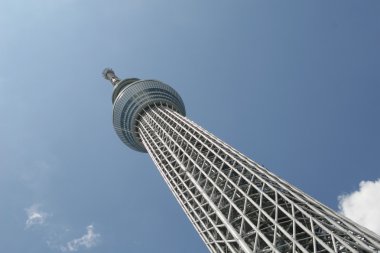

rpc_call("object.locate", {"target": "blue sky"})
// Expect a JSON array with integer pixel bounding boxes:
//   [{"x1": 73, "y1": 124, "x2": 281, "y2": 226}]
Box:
[{"x1": 0, "y1": 1, "x2": 379, "y2": 252}]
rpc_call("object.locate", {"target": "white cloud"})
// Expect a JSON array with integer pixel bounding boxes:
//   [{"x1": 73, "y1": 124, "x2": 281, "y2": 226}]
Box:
[
  {"x1": 25, "y1": 204, "x2": 48, "y2": 229},
  {"x1": 61, "y1": 225, "x2": 100, "y2": 252},
  {"x1": 24, "y1": 204, "x2": 100, "y2": 251},
  {"x1": 338, "y1": 178, "x2": 380, "y2": 235}
]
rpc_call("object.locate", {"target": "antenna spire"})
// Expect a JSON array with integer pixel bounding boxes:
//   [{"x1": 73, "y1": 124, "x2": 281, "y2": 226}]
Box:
[{"x1": 103, "y1": 68, "x2": 120, "y2": 86}]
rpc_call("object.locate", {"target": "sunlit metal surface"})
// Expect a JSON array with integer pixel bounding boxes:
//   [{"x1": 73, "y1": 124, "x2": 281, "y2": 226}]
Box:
[{"x1": 105, "y1": 71, "x2": 380, "y2": 253}]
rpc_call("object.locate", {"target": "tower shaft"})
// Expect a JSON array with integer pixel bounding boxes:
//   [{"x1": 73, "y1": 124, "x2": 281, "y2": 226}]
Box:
[
  {"x1": 136, "y1": 106, "x2": 380, "y2": 253},
  {"x1": 103, "y1": 70, "x2": 380, "y2": 253}
]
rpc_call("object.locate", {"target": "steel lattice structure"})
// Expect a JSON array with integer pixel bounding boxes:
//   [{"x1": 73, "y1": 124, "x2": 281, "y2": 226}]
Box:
[{"x1": 103, "y1": 69, "x2": 380, "y2": 253}]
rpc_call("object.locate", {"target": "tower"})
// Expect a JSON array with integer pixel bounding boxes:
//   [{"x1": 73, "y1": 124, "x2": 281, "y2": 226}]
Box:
[{"x1": 103, "y1": 69, "x2": 380, "y2": 253}]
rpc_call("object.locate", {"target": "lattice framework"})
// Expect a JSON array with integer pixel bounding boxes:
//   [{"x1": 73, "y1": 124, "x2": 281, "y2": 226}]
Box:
[{"x1": 134, "y1": 105, "x2": 380, "y2": 253}]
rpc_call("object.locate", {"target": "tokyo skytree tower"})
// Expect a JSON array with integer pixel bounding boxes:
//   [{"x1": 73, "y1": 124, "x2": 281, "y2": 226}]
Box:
[{"x1": 103, "y1": 69, "x2": 380, "y2": 253}]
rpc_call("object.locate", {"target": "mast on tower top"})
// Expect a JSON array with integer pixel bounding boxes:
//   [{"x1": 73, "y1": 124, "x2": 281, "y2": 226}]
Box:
[{"x1": 103, "y1": 68, "x2": 121, "y2": 86}]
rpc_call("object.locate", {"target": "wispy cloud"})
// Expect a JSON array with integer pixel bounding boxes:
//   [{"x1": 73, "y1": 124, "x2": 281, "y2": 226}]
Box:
[
  {"x1": 24, "y1": 204, "x2": 101, "y2": 251},
  {"x1": 61, "y1": 225, "x2": 100, "y2": 252},
  {"x1": 25, "y1": 204, "x2": 49, "y2": 229},
  {"x1": 338, "y1": 178, "x2": 380, "y2": 235}
]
